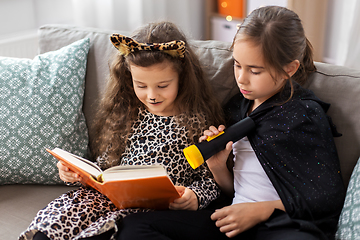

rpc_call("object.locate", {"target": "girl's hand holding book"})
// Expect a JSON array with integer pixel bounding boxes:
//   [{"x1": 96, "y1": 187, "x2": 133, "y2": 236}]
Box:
[
  {"x1": 169, "y1": 186, "x2": 198, "y2": 211},
  {"x1": 57, "y1": 161, "x2": 81, "y2": 183}
]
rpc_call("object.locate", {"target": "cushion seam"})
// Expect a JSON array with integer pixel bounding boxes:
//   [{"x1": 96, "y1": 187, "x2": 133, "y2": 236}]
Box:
[{"x1": 314, "y1": 71, "x2": 360, "y2": 79}]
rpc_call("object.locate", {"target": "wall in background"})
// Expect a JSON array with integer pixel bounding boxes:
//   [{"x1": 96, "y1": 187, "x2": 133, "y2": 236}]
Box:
[
  {"x1": 0, "y1": 0, "x2": 205, "y2": 59},
  {"x1": 0, "y1": 0, "x2": 205, "y2": 41},
  {"x1": 323, "y1": 0, "x2": 342, "y2": 64},
  {"x1": 0, "y1": 0, "x2": 73, "y2": 38},
  {"x1": 0, "y1": 0, "x2": 73, "y2": 58},
  {"x1": 0, "y1": 0, "x2": 358, "y2": 69},
  {"x1": 208, "y1": 0, "x2": 359, "y2": 69}
]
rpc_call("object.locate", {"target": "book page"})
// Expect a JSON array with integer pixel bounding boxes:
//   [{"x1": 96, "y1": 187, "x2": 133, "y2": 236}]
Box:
[
  {"x1": 51, "y1": 148, "x2": 102, "y2": 179},
  {"x1": 102, "y1": 165, "x2": 167, "y2": 182}
]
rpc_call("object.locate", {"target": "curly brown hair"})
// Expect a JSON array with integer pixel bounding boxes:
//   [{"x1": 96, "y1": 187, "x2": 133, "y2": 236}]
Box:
[{"x1": 91, "y1": 21, "x2": 224, "y2": 165}]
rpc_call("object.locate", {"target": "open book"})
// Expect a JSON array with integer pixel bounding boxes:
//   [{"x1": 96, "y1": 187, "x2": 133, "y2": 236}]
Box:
[{"x1": 47, "y1": 147, "x2": 181, "y2": 210}]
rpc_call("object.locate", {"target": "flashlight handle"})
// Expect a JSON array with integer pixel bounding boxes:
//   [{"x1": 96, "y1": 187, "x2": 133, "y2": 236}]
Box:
[{"x1": 197, "y1": 117, "x2": 255, "y2": 161}]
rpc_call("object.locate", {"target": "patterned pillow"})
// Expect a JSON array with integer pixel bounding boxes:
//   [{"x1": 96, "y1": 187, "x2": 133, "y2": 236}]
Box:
[
  {"x1": 336, "y1": 157, "x2": 360, "y2": 239},
  {"x1": 0, "y1": 38, "x2": 90, "y2": 184}
]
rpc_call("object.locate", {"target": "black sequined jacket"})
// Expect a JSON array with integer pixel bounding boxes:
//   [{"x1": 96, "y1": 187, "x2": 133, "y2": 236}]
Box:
[{"x1": 224, "y1": 82, "x2": 346, "y2": 239}]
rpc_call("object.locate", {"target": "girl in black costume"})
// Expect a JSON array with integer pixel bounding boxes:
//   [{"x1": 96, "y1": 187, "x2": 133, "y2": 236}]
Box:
[{"x1": 118, "y1": 6, "x2": 346, "y2": 240}]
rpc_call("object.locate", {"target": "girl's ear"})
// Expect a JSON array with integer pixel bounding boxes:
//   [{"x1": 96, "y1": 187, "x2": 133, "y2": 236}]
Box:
[{"x1": 284, "y1": 60, "x2": 300, "y2": 77}]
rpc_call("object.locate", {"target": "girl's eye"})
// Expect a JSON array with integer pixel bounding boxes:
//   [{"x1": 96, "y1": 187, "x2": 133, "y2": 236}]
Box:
[
  {"x1": 249, "y1": 68, "x2": 261, "y2": 75},
  {"x1": 158, "y1": 85, "x2": 168, "y2": 89},
  {"x1": 137, "y1": 85, "x2": 146, "y2": 89},
  {"x1": 234, "y1": 64, "x2": 241, "y2": 69}
]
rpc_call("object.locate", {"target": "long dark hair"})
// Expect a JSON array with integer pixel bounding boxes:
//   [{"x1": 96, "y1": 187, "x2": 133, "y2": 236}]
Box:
[
  {"x1": 91, "y1": 21, "x2": 223, "y2": 166},
  {"x1": 233, "y1": 6, "x2": 316, "y2": 98}
]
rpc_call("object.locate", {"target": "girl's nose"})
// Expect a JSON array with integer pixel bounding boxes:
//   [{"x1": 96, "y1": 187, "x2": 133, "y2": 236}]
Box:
[
  {"x1": 236, "y1": 71, "x2": 247, "y2": 84},
  {"x1": 148, "y1": 89, "x2": 157, "y2": 101}
]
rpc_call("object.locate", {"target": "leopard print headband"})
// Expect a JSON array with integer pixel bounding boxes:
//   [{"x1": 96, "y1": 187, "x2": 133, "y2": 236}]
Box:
[{"x1": 110, "y1": 34, "x2": 186, "y2": 58}]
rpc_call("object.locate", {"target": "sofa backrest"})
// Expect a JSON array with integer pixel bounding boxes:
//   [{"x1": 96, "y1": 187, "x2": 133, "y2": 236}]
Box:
[
  {"x1": 38, "y1": 25, "x2": 126, "y2": 143},
  {"x1": 305, "y1": 63, "x2": 360, "y2": 185},
  {"x1": 38, "y1": 24, "x2": 360, "y2": 185}
]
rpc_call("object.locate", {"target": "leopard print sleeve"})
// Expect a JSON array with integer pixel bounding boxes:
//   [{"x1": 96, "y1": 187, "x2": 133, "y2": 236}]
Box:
[
  {"x1": 183, "y1": 162, "x2": 220, "y2": 209},
  {"x1": 175, "y1": 116, "x2": 220, "y2": 209}
]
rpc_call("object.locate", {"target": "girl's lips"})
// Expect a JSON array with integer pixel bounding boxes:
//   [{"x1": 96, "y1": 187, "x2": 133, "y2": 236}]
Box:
[
  {"x1": 240, "y1": 89, "x2": 251, "y2": 95},
  {"x1": 149, "y1": 102, "x2": 162, "y2": 105}
]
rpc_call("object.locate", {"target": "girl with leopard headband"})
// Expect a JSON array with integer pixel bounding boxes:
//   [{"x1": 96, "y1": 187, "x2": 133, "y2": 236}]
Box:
[{"x1": 19, "y1": 21, "x2": 224, "y2": 240}]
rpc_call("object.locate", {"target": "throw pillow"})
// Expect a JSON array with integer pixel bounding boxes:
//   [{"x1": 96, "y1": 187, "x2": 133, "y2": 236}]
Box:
[
  {"x1": 0, "y1": 38, "x2": 90, "y2": 184},
  {"x1": 336, "y1": 157, "x2": 360, "y2": 239}
]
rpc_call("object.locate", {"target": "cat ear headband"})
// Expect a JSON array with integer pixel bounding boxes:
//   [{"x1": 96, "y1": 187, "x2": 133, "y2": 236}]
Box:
[{"x1": 110, "y1": 34, "x2": 186, "y2": 58}]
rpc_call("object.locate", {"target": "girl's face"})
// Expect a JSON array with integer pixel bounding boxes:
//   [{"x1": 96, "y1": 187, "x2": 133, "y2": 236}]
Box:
[
  {"x1": 130, "y1": 61, "x2": 179, "y2": 116},
  {"x1": 233, "y1": 40, "x2": 287, "y2": 111}
]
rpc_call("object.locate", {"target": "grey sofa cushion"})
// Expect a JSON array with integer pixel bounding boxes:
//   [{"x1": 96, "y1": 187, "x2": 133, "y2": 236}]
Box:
[
  {"x1": 190, "y1": 40, "x2": 239, "y2": 105},
  {"x1": 0, "y1": 185, "x2": 76, "y2": 239},
  {"x1": 305, "y1": 63, "x2": 360, "y2": 185}
]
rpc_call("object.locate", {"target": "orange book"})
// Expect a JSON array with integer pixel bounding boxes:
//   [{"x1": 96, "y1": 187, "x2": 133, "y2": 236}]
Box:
[{"x1": 47, "y1": 148, "x2": 181, "y2": 210}]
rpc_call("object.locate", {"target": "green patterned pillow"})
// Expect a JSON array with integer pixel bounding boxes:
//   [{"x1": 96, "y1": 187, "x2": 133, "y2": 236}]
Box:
[
  {"x1": 336, "y1": 157, "x2": 360, "y2": 239},
  {"x1": 0, "y1": 38, "x2": 90, "y2": 184}
]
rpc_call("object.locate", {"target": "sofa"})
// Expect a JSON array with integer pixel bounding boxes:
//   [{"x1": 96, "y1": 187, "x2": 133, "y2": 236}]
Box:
[{"x1": 0, "y1": 24, "x2": 359, "y2": 240}]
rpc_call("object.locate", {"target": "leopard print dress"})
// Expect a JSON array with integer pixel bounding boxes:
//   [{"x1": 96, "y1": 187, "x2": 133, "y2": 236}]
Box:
[{"x1": 19, "y1": 109, "x2": 220, "y2": 240}]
